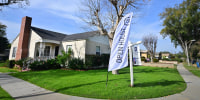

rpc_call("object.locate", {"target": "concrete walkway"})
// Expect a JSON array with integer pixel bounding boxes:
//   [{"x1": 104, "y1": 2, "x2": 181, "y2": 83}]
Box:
[
  {"x1": 143, "y1": 63, "x2": 200, "y2": 100},
  {"x1": 0, "y1": 73, "x2": 101, "y2": 100},
  {"x1": 0, "y1": 63, "x2": 200, "y2": 100}
]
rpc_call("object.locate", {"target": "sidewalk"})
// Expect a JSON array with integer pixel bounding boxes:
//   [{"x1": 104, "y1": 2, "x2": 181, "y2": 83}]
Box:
[
  {"x1": 142, "y1": 63, "x2": 200, "y2": 100},
  {"x1": 0, "y1": 73, "x2": 101, "y2": 100},
  {"x1": 0, "y1": 63, "x2": 200, "y2": 100}
]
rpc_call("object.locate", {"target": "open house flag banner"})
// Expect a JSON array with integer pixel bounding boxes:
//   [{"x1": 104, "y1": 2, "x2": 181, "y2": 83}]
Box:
[
  {"x1": 108, "y1": 12, "x2": 133, "y2": 71},
  {"x1": 132, "y1": 45, "x2": 142, "y2": 65}
]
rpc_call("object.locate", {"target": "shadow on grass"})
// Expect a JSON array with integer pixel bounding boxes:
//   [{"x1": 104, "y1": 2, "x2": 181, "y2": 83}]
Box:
[
  {"x1": 134, "y1": 80, "x2": 184, "y2": 87},
  {"x1": 55, "y1": 78, "x2": 127, "y2": 92},
  {"x1": 119, "y1": 67, "x2": 177, "y2": 74}
]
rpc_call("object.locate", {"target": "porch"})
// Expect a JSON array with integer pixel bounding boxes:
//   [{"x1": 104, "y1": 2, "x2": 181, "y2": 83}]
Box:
[{"x1": 34, "y1": 42, "x2": 60, "y2": 60}]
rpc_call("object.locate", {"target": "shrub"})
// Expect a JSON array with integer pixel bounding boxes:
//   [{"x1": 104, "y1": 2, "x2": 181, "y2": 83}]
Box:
[
  {"x1": 56, "y1": 49, "x2": 72, "y2": 67},
  {"x1": 30, "y1": 59, "x2": 61, "y2": 71},
  {"x1": 45, "y1": 59, "x2": 61, "y2": 69},
  {"x1": 85, "y1": 54, "x2": 110, "y2": 68},
  {"x1": 153, "y1": 58, "x2": 159, "y2": 63},
  {"x1": 101, "y1": 54, "x2": 110, "y2": 66},
  {"x1": 171, "y1": 58, "x2": 183, "y2": 63},
  {"x1": 8, "y1": 60, "x2": 15, "y2": 68},
  {"x1": 68, "y1": 58, "x2": 85, "y2": 70},
  {"x1": 85, "y1": 55, "x2": 102, "y2": 68},
  {"x1": 29, "y1": 60, "x2": 44, "y2": 71},
  {"x1": 141, "y1": 57, "x2": 146, "y2": 61},
  {"x1": 162, "y1": 58, "x2": 170, "y2": 61},
  {"x1": 145, "y1": 58, "x2": 150, "y2": 62},
  {"x1": 15, "y1": 59, "x2": 24, "y2": 67}
]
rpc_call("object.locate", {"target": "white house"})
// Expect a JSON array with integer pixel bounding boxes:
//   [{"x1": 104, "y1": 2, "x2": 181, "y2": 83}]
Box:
[{"x1": 9, "y1": 16, "x2": 110, "y2": 61}]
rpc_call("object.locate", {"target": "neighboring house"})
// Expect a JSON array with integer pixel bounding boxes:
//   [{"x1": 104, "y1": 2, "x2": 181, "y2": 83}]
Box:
[
  {"x1": 140, "y1": 50, "x2": 148, "y2": 58},
  {"x1": 159, "y1": 52, "x2": 170, "y2": 59},
  {"x1": 154, "y1": 53, "x2": 159, "y2": 59},
  {"x1": 9, "y1": 16, "x2": 110, "y2": 61}
]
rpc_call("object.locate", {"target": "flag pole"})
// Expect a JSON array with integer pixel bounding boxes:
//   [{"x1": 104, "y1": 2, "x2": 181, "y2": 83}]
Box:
[
  {"x1": 128, "y1": 41, "x2": 134, "y2": 87},
  {"x1": 106, "y1": 71, "x2": 109, "y2": 87}
]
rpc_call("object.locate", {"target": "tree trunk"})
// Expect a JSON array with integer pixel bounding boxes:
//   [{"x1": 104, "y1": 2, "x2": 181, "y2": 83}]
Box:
[
  {"x1": 185, "y1": 42, "x2": 190, "y2": 66},
  {"x1": 150, "y1": 56, "x2": 153, "y2": 63}
]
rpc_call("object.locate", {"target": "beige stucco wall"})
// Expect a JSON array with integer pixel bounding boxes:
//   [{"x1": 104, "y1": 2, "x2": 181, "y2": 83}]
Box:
[
  {"x1": 9, "y1": 36, "x2": 19, "y2": 60},
  {"x1": 141, "y1": 53, "x2": 148, "y2": 58},
  {"x1": 86, "y1": 35, "x2": 110, "y2": 55},
  {"x1": 161, "y1": 53, "x2": 170, "y2": 58},
  {"x1": 86, "y1": 41, "x2": 110, "y2": 55},
  {"x1": 28, "y1": 30, "x2": 42, "y2": 58},
  {"x1": 62, "y1": 40, "x2": 86, "y2": 60}
]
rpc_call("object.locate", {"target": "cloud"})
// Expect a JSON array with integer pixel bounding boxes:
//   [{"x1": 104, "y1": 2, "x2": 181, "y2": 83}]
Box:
[
  {"x1": 29, "y1": 0, "x2": 83, "y2": 24},
  {"x1": 30, "y1": 0, "x2": 81, "y2": 13},
  {"x1": 47, "y1": 10, "x2": 83, "y2": 24}
]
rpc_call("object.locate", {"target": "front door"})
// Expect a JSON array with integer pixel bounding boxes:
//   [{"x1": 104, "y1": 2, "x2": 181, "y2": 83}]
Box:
[{"x1": 55, "y1": 46, "x2": 59, "y2": 56}]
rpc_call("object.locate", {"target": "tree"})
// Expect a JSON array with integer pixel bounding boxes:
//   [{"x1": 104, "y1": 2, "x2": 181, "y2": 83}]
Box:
[
  {"x1": 0, "y1": 23, "x2": 6, "y2": 37},
  {"x1": 0, "y1": 0, "x2": 29, "y2": 10},
  {"x1": 142, "y1": 34, "x2": 157, "y2": 63},
  {"x1": 56, "y1": 48, "x2": 72, "y2": 68},
  {"x1": 160, "y1": 0, "x2": 200, "y2": 66},
  {"x1": 0, "y1": 23, "x2": 9, "y2": 53},
  {"x1": 80, "y1": 0, "x2": 148, "y2": 74},
  {"x1": 190, "y1": 41, "x2": 200, "y2": 61}
]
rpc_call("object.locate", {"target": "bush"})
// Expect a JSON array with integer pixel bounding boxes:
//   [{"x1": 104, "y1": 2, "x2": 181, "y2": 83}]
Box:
[
  {"x1": 162, "y1": 58, "x2": 170, "y2": 61},
  {"x1": 56, "y1": 50, "x2": 72, "y2": 67},
  {"x1": 68, "y1": 58, "x2": 85, "y2": 70},
  {"x1": 29, "y1": 59, "x2": 61, "y2": 71},
  {"x1": 171, "y1": 58, "x2": 183, "y2": 63},
  {"x1": 101, "y1": 54, "x2": 110, "y2": 66},
  {"x1": 45, "y1": 59, "x2": 61, "y2": 69},
  {"x1": 8, "y1": 60, "x2": 15, "y2": 68},
  {"x1": 141, "y1": 57, "x2": 146, "y2": 61},
  {"x1": 29, "y1": 60, "x2": 44, "y2": 71},
  {"x1": 153, "y1": 59, "x2": 159, "y2": 63},
  {"x1": 85, "y1": 55, "x2": 102, "y2": 68},
  {"x1": 15, "y1": 59, "x2": 24, "y2": 67}
]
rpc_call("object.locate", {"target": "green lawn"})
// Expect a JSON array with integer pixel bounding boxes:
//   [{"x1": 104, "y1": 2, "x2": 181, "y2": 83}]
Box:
[
  {"x1": 183, "y1": 63, "x2": 200, "y2": 77},
  {"x1": 11, "y1": 66, "x2": 186, "y2": 99},
  {"x1": 0, "y1": 87, "x2": 14, "y2": 100},
  {"x1": 0, "y1": 62, "x2": 19, "y2": 73},
  {"x1": 0, "y1": 67, "x2": 18, "y2": 73},
  {"x1": 0, "y1": 62, "x2": 6, "y2": 67}
]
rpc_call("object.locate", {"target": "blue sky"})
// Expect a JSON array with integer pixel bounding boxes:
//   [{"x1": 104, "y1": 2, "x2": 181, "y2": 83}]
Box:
[{"x1": 0, "y1": 0, "x2": 183, "y2": 53}]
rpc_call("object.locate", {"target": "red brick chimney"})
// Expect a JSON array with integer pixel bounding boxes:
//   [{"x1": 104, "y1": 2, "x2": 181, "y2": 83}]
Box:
[{"x1": 15, "y1": 16, "x2": 32, "y2": 60}]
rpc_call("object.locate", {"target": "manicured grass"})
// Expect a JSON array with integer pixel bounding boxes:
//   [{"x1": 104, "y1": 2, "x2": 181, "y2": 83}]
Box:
[
  {"x1": 183, "y1": 63, "x2": 200, "y2": 77},
  {"x1": 0, "y1": 67, "x2": 19, "y2": 73},
  {"x1": 0, "y1": 62, "x2": 6, "y2": 67},
  {"x1": 0, "y1": 87, "x2": 14, "y2": 100},
  {"x1": 0, "y1": 62, "x2": 19, "y2": 73},
  {"x1": 11, "y1": 66, "x2": 186, "y2": 99}
]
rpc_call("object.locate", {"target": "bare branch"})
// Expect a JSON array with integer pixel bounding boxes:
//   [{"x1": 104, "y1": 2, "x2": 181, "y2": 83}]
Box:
[
  {"x1": 142, "y1": 34, "x2": 157, "y2": 62},
  {"x1": 80, "y1": 0, "x2": 147, "y2": 47}
]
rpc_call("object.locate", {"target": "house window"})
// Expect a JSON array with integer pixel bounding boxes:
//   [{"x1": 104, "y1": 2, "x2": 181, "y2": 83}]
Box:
[
  {"x1": 44, "y1": 46, "x2": 50, "y2": 56},
  {"x1": 12, "y1": 47, "x2": 17, "y2": 58},
  {"x1": 66, "y1": 45, "x2": 72, "y2": 53},
  {"x1": 96, "y1": 46, "x2": 100, "y2": 55}
]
